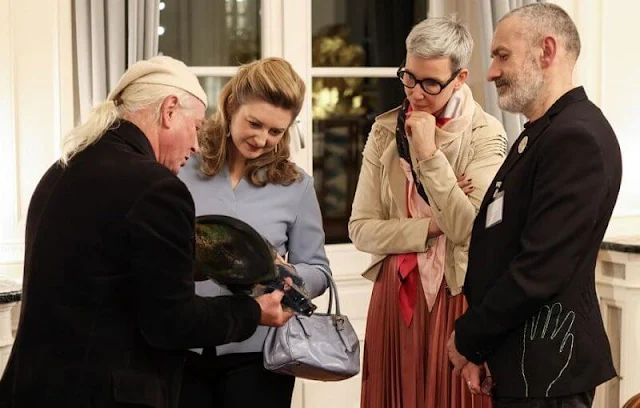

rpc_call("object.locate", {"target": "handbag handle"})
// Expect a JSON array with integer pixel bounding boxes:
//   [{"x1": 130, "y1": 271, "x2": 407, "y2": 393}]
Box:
[{"x1": 319, "y1": 269, "x2": 340, "y2": 315}]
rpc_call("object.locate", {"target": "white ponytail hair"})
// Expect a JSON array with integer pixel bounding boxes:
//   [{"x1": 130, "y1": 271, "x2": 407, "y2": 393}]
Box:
[{"x1": 60, "y1": 83, "x2": 199, "y2": 165}]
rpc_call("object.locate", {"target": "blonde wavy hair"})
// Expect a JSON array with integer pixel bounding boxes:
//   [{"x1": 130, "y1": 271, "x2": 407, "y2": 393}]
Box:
[
  {"x1": 60, "y1": 83, "x2": 198, "y2": 165},
  {"x1": 199, "y1": 57, "x2": 305, "y2": 186}
]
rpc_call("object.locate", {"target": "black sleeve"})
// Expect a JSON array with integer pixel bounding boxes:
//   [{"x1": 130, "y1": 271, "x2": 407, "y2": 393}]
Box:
[
  {"x1": 455, "y1": 129, "x2": 606, "y2": 364},
  {"x1": 126, "y1": 176, "x2": 261, "y2": 350}
]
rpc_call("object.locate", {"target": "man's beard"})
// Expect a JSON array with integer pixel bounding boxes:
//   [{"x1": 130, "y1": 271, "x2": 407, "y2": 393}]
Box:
[{"x1": 494, "y1": 60, "x2": 544, "y2": 115}]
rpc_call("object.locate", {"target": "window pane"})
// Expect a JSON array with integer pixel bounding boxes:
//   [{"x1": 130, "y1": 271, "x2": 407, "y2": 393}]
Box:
[
  {"x1": 159, "y1": 0, "x2": 261, "y2": 66},
  {"x1": 312, "y1": 0, "x2": 427, "y2": 67},
  {"x1": 198, "y1": 77, "x2": 232, "y2": 116},
  {"x1": 313, "y1": 77, "x2": 405, "y2": 244}
]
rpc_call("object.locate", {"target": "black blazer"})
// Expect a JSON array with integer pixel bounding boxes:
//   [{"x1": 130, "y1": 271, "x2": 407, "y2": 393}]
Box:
[
  {"x1": 455, "y1": 88, "x2": 620, "y2": 398},
  {"x1": 0, "y1": 121, "x2": 262, "y2": 408}
]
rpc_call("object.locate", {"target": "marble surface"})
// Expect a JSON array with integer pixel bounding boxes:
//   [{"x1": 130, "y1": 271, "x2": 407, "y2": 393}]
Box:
[
  {"x1": 0, "y1": 280, "x2": 21, "y2": 304},
  {"x1": 601, "y1": 236, "x2": 640, "y2": 253}
]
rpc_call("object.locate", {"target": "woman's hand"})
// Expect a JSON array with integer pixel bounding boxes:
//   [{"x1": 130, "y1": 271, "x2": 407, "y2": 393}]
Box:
[
  {"x1": 457, "y1": 173, "x2": 474, "y2": 195},
  {"x1": 405, "y1": 111, "x2": 438, "y2": 160}
]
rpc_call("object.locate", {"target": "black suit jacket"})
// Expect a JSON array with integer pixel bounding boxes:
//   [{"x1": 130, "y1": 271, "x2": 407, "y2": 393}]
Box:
[
  {"x1": 455, "y1": 88, "x2": 620, "y2": 398},
  {"x1": 0, "y1": 121, "x2": 261, "y2": 408}
]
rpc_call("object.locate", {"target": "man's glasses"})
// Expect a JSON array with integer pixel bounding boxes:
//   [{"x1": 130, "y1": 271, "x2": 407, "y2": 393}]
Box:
[{"x1": 397, "y1": 66, "x2": 461, "y2": 95}]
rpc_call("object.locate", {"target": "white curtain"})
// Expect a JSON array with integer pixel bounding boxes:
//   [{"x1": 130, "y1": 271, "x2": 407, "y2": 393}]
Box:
[
  {"x1": 73, "y1": 0, "x2": 160, "y2": 123},
  {"x1": 429, "y1": 0, "x2": 538, "y2": 148},
  {"x1": 476, "y1": 0, "x2": 537, "y2": 148}
]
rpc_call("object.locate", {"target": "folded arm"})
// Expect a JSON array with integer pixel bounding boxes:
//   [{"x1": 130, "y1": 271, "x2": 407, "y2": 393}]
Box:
[
  {"x1": 418, "y1": 128, "x2": 507, "y2": 244},
  {"x1": 349, "y1": 124, "x2": 434, "y2": 255}
]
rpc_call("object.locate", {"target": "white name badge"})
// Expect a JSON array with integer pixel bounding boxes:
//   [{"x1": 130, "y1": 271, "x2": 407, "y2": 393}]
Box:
[{"x1": 486, "y1": 191, "x2": 504, "y2": 228}]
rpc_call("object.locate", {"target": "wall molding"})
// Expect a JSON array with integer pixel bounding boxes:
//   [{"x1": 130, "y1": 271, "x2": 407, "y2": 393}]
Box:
[
  {"x1": 0, "y1": 0, "x2": 20, "y2": 265},
  {"x1": 1, "y1": 0, "x2": 73, "y2": 282}
]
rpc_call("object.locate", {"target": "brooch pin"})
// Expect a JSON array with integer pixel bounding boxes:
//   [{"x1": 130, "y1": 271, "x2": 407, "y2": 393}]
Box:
[{"x1": 518, "y1": 136, "x2": 528, "y2": 154}]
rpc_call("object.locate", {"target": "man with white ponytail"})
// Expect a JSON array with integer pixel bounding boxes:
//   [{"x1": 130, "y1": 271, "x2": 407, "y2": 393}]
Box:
[{"x1": 0, "y1": 56, "x2": 293, "y2": 408}]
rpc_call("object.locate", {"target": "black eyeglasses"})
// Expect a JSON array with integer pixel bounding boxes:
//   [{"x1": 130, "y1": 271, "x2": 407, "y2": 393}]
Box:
[{"x1": 397, "y1": 66, "x2": 461, "y2": 95}]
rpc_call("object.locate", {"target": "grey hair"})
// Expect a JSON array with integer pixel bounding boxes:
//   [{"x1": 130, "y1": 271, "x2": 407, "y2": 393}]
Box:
[
  {"x1": 405, "y1": 14, "x2": 474, "y2": 71},
  {"x1": 60, "y1": 84, "x2": 198, "y2": 165},
  {"x1": 501, "y1": 2, "x2": 581, "y2": 60}
]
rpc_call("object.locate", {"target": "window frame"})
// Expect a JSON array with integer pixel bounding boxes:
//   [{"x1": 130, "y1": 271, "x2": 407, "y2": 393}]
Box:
[{"x1": 175, "y1": 0, "x2": 404, "y2": 248}]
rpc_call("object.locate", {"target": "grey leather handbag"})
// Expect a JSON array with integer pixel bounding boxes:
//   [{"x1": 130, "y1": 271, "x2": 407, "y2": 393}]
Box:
[{"x1": 263, "y1": 269, "x2": 360, "y2": 381}]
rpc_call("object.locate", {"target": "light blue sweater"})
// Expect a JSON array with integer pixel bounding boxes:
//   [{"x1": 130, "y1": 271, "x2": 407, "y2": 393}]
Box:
[{"x1": 178, "y1": 157, "x2": 331, "y2": 355}]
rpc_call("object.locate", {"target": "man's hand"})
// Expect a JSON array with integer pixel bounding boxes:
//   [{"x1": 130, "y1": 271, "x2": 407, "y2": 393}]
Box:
[
  {"x1": 461, "y1": 362, "x2": 494, "y2": 395},
  {"x1": 447, "y1": 330, "x2": 468, "y2": 375},
  {"x1": 254, "y1": 289, "x2": 294, "y2": 327},
  {"x1": 481, "y1": 362, "x2": 494, "y2": 395},
  {"x1": 405, "y1": 110, "x2": 437, "y2": 159},
  {"x1": 461, "y1": 363, "x2": 483, "y2": 394}
]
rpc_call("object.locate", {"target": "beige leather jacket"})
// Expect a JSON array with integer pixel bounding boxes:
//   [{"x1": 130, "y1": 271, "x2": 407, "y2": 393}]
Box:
[{"x1": 349, "y1": 90, "x2": 507, "y2": 296}]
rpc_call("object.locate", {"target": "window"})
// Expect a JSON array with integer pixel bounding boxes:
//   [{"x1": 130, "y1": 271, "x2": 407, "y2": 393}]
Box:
[
  {"x1": 158, "y1": 0, "x2": 261, "y2": 116},
  {"x1": 311, "y1": 0, "x2": 427, "y2": 243},
  {"x1": 158, "y1": 0, "x2": 429, "y2": 245},
  {"x1": 158, "y1": 0, "x2": 261, "y2": 66}
]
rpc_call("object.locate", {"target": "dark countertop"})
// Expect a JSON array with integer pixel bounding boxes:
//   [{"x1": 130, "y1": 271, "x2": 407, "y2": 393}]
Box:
[
  {"x1": 601, "y1": 236, "x2": 640, "y2": 254},
  {"x1": 0, "y1": 280, "x2": 21, "y2": 304}
]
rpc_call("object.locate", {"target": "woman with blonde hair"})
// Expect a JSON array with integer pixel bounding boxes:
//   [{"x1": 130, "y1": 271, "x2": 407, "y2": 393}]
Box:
[
  {"x1": 350, "y1": 15, "x2": 508, "y2": 408},
  {"x1": 178, "y1": 57, "x2": 331, "y2": 408}
]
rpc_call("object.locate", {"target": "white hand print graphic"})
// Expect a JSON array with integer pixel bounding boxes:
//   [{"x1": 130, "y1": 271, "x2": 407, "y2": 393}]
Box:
[{"x1": 521, "y1": 302, "x2": 575, "y2": 397}]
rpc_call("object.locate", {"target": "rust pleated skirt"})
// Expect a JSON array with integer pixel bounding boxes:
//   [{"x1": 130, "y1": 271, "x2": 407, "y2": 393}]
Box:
[{"x1": 361, "y1": 256, "x2": 492, "y2": 408}]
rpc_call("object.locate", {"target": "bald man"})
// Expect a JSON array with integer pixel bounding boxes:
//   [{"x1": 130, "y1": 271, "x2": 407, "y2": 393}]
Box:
[{"x1": 449, "y1": 4, "x2": 620, "y2": 407}]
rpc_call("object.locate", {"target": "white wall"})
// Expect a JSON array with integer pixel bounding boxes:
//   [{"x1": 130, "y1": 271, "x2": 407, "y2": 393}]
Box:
[
  {"x1": 598, "y1": 2, "x2": 640, "y2": 219},
  {"x1": 552, "y1": 0, "x2": 640, "y2": 235},
  {"x1": 539, "y1": 0, "x2": 640, "y2": 228},
  {"x1": 0, "y1": 0, "x2": 74, "y2": 282},
  {"x1": 441, "y1": 0, "x2": 640, "y2": 236}
]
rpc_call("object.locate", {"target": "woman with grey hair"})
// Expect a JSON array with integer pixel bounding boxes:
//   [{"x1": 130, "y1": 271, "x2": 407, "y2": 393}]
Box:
[{"x1": 349, "y1": 15, "x2": 507, "y2": 407}]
